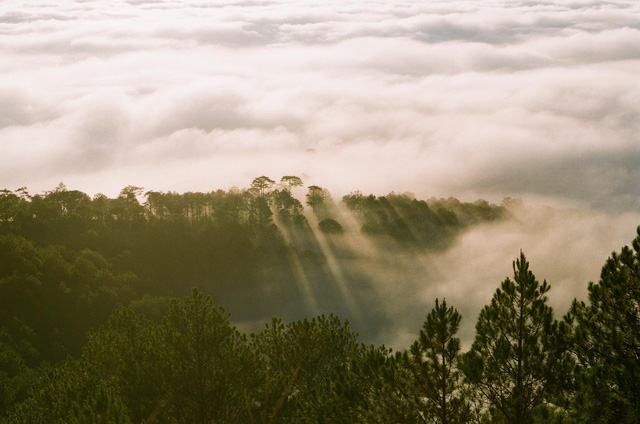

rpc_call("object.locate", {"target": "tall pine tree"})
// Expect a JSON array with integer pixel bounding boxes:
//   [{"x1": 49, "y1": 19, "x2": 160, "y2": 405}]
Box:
[
  {"x1": 463, "y1": 252, "x2": 567, "y2": 424},
  {"x1": 405, "y1": 299, "x2": 469, "y2": 423},
  {"x1": 568, "y1": 227, "x2": 640, "y2": 422}
]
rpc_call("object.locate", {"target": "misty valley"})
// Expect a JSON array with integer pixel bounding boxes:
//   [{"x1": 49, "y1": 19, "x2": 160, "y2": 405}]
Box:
[
  {"x1": 0, "y1": 177, "x2": 639, "y2": 423},
  {"x1": 3, "y1": 0, "x2": 639, "y2": 421}
]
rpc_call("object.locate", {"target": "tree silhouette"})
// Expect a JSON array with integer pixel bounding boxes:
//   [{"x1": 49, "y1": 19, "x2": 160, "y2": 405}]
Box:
[
  {"x1": 568, "y1": 227, "x2": 640, "y2": 422},
  {"x1": 251, "y1": 177, "x2": 275, "y2": 197},
  {"x1": 462, "y1": 252, "x2": 567, "y2": 424},
  {"x1": 280, "y1": 176, "x2": 303, "y2": 189},
  {"x1": 405, "y1": 299, "x2": 469, "y2": 423},
  {"x1": 305, "y1": 185, "x2": 327, "y2": 211}
]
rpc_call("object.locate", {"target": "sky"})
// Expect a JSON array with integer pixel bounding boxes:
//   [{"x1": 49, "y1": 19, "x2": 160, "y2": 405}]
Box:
[{"x1": 1, "y1": 0, "x2": 639, "y2": 211}]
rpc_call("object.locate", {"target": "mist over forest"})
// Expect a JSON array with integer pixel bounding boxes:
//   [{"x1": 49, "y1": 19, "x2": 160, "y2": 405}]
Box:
[
  {"x1": 2, "y1": 179, "x2": 513, "y2": 349},
  {"x1": 1, "y1": 180, "x2": 640, "y2": 422},
  {"x1": 2, "y1": 180, "x2": 638, "y2": 349},
  {"x1": 2, "y1": 0, "x2": 640, "y2": 421}
]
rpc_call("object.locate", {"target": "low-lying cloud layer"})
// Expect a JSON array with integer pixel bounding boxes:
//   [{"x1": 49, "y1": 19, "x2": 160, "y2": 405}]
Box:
[
  {"x1": 1, "y1": 0, "x2": 638, "y2": 210},
  {"x1": 271, "y1": 203, "x2": 640, "y2": 349},
  {"x1": 376, "y1": 206, "x2": 640, "y2": 348}
]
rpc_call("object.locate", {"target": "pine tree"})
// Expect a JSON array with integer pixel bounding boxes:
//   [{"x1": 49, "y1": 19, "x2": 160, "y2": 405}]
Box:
[
  {"x1": 462, "y1": 252, "x2": 567, "y2": 424},
  {"x1": 325, "y1": 348, "x2": 418, "y2": 424},
  {"x1": 161, "y1": 288, "x2": 259, "y2": 424},
  {"x1": 71, "y1": 383, "x2": 132, "y2": 424},
  {"x1": 250, "y1": 314, "x2": 365, "y2": 423},
  {"x1": 568, "y1": 227, "x2": 640, "y2": 422},
  {"x1": 405, "y1": 299, "x2": 469, "y2": 423}
]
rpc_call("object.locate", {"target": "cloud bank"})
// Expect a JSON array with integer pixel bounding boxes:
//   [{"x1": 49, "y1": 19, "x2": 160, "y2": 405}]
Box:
[
  {"x1": 300, "y1": 204, "x2": 640, "y2": 349},
  {"x1": 1, "y1": 0, "x2": 638, "y2": 211}
]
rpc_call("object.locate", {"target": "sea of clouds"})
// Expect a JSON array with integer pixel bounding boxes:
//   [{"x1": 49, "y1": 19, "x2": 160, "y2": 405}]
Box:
[{"x1": 1, "y1": 0, "x2": 639, "y2": 209}]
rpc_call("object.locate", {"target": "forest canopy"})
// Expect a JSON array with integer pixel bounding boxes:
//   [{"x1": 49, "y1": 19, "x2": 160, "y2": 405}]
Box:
[{"x1": 0, "y1": 180, "x2": 638, "y2": 422}]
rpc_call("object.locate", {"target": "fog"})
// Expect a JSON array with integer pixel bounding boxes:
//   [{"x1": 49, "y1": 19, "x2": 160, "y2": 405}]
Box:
[
  {"x1": 235, "y1": 198, "x2": 640, "y2": 350},
  {"x1": 374, "y1": 205, "x2": 640, "y2": 349}
]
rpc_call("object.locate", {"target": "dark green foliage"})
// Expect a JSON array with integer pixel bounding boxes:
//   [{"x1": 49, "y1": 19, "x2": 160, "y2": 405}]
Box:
[
  {"x1": 462, "y1": 252, "x2": 569, "y2": 424},
  {"x1": 250, "y1": 314, "x2": 365, "y2": 423},
  {"x1": 327, "y1": 301, "x2": 471, "y2": 424},
  {"x1": 0, "y1": 180, "x2": 561, "y2": 421},
  {"x1": 249, "y1": 195, "x2": 274, "y2": 227},
  {"x1": 6, "y1": 360, "x2": 94, "y2": 423},
  {"x1": 8, "y1": 309, "x2": 160, "y2": 423},
  {"x1": 81, "y1": 308, "x2": 165, "y2": 423},
  {"x1": 0, "y1": 234, "x2": 136, "y2": 369},
  {"x1": 161, "y1": 289, "x2": 259, "y2": 423},
  {"x1": 273, "y1": 189, "x2": 306, "y2": 224},
  {"x1": 7, "y1": 295, "x2": 369, "y2": 424},
  {"x1": 70, "y1": 383, "x2": 133, "y2": 424},
  {"x1": 342, "y1": 192, "x2": 508, "y2": 248},
  {"x1": 0, "y1": 188, "x2": 30, "y2": 224},
  {"x1": 0, "y1": 181, "x2": 503, "y2": 326},
  {"x1": 251, "y1": 176, "x2": 276, "y2": 197},
  {"x1": 405, "y1": 299, "x2": 469, "y2": 423},
  {"x1": 318, "y1": 218, "x2": 344, "y2": 234},
  {"x1": 7, "y1": 290, "x2": 260, "y2": 424},
  {"x1": 3, "y1": 233, "x2": 640, "y2": 423},
  {"x1": 567, "y1": 226, "x2": 640, "y2": 422},
  {"x1": 306, "y1": 185, "x2": 328, "y2": 211},
  {"x1": 280, "y1": 176, "x2": 304, "y2": 189},
  {"x1": 320, "y1": 301, "x2": 471, "y2": 424},
  {"x1": 326, "y1": 348, "x2": 419, "y2": 423}
]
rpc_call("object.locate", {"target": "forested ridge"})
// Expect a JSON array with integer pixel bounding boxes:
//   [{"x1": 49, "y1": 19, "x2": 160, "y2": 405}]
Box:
[{"x1": 0, "y1": 177, "x2": 638, "y2": 423}]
